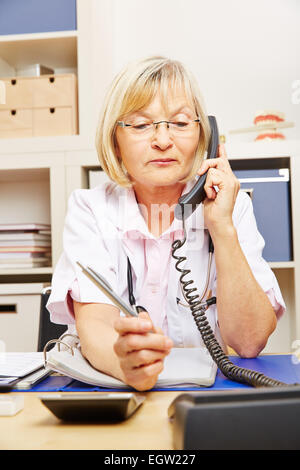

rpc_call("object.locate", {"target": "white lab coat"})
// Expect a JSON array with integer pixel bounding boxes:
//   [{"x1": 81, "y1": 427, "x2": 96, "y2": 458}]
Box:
[{"x1": 47, "y1": 180, "x2": 285, "y2": 348}]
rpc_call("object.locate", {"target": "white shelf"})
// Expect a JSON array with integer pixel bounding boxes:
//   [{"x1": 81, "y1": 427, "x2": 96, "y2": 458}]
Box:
[
  {"x1": 229, "y1": 121, "x2": 294, "y2": 135},
  {"x1": 0, "y1": 30, "x2": 78, "y2": 43},
  {"x1": 269, "y1": 262, "x2": 295, "y2": 269},
  {"x1": 227, "y1": 139, "x2": 300, "y2": 159},
  {"x1": 0, "y1": 134, "x2": 94, "y2": 155},
  {"x1": 0, "y1": 31, "x2": 77, "y2": 72}
]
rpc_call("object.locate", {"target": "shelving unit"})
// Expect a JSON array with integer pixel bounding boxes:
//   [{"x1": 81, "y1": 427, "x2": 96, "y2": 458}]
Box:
[
  {"x1": 0, "y1": 31, "x2": 78, "y2": 74},
  {"x1": 0, "y1": 0, "x2": 101, "y2": 350},
  {"x1": 0, "y1": 0, "x2": 101, "y2": 286},
  {"x1": 227, "y1": 140, "x2": 300, "y2": 353},
  {"x1": 0, "y1": 152, "x2": 66, "y2": 283},
  {"x1": 0, "y1": 0, "x2": 104, "y2": 140}
]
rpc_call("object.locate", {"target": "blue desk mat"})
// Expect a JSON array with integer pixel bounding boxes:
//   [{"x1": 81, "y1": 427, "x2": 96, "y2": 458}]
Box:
[{"x1": 14, "y1": 354, "x2": 300, "y2": 392}]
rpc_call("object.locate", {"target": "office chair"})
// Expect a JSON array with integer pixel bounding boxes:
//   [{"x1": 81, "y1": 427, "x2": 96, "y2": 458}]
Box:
[{"x1": 37, "y1": 286, "x2": 67, "y2": 352}]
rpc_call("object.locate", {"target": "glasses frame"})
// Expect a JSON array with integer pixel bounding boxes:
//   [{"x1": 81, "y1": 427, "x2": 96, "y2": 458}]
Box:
[{"x1": 117, "y1": 118, "x2": 200, "y2": 136}]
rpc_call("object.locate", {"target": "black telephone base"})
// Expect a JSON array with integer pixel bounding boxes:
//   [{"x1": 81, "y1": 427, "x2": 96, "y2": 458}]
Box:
[{"x1": 169, "y1": 386, "x2": 300, "y2": 450}]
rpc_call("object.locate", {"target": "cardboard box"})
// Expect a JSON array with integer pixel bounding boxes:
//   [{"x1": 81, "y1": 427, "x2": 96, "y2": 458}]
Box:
[
  {"x1": 0, "y1": 283, "x2": 45, "y2": 352},
  {"x1": 0, "y1": 74, "x2": 78, "y2": 137},
  {"x1": 0, "y1": 108, "x2": 32, "y2": 138},
  {"x1": 234, "y1": 168, "x2": 292, "y2": 262},
  {"x1": 33, "y1": 107, "x2": 77, "y2": 136}
]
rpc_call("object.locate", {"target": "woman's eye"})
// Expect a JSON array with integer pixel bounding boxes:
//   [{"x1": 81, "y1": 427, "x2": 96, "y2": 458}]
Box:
[
  {"x1": 132, "y1": 122, "x2": 151, "y2": 130},
  {"x1": 172, "y1": 121, "x2": 189, "y2": 128}
]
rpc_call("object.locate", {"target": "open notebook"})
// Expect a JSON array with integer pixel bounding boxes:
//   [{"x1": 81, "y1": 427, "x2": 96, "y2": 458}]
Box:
[{"x1": 44, "y1": 337, "x2": 217, "y2": 389}]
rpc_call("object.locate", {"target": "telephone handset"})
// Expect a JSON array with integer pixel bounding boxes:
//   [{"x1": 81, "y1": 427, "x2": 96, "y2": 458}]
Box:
[
  {"x1": 171, "y1": 115, "x2": 288, "y2": 388},
  {"x1": 174, "y1": 115, "x2": 219, "y2": 221}
]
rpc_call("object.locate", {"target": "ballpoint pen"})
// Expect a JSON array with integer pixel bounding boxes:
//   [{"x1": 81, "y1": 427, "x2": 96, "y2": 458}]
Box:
[{"x1": 76, "y1": 261, "x2": 139, "y2": 318}]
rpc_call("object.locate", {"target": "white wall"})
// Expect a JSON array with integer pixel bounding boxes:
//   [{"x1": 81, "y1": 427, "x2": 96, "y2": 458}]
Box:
[{"x1": 92, "y1": 0, "x2": 300, "y2": 142}]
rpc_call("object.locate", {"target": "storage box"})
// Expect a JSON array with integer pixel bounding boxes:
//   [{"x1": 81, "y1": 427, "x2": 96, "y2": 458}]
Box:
[
  {"x1": 0, "y1": 283, "x2": 45, "y2": 352},
  {"x1": 233, "y1": 168, "x2": 292, "y2": 262},
  {"x1": 0, "y1": 108, "x2": 32, "y2": 138},
  {"x1": 33, "y1": 107, "x2": 77, "y2": 136},
  {"x1": 0, "y1": 74, "x2": 78, "y2": 137},
  {"x1": 0, "y1": 0, "x2": 77, "y2": 35},
  {"x1": 0, "y1": 82, "x2": 5, "y2": 105},
  {"x1": 1, "y1": 77, "x2": 33, "y2": 108},
  {"x1": 35, "y1": 75, "x2": 77, "y2": 108},
  {"x1": 16, "y1": 64, "x2": 54, "y2": 77},
  {"x1": 0, "y1": 74, "x2": 77, "y2": 109}
]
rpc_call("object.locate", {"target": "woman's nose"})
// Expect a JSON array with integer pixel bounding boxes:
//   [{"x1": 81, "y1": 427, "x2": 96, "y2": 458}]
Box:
[{"x1": 151, "y1": 123, "x2": 173, "y2": 150}]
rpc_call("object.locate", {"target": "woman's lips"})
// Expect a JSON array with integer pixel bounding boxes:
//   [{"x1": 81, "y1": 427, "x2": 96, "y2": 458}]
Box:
[{"x1": 149, "y1": 158, "x2": 176, "y2": 166}]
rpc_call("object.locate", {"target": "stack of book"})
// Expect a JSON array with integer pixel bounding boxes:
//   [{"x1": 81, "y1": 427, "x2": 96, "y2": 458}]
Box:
[{"x1": 0, "y1": 223, "x2": 51, "y2": 269}]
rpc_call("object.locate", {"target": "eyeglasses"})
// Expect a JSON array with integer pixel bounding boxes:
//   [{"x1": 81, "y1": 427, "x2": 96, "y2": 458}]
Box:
[{"x1": 117, "y1": 118, "x2": 200, "y2": 138}]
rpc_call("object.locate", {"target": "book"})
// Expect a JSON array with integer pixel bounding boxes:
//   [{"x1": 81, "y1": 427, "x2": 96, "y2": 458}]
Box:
[
  {"x1": 0, "y1": 253, "x2": 51, "y2": 267},
  {"x1": 0, "y1": 223, "x2": 51, "y2": 232},
  {"x1": 0, "y1": 261, "x2": 51, "y2": 269},
  {"x1": 0, "y1": 241, "x2": 51, "y2": 247},
  {"x1": 0, "y1": 247, "x2": 51, "y2": 254},
  {"x1": 0, "y1": 233, "x2": 51, "y2": 241},
  {"x1": 45, "y1": 345, "x2": 217, "y2": 389},
  {"x1": 0, "y1": 257, "x2": 51, "y2": 264}
]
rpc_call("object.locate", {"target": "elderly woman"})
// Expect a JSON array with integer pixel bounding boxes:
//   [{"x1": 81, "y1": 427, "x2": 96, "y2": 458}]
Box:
[{"x1": 47, "y1": 56, "x2": 285, "y2": 391}]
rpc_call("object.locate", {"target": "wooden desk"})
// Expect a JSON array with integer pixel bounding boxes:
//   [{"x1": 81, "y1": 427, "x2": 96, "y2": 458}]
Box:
[{"x1": 0, "y1": 391, "x2": 183, "y2": 450}]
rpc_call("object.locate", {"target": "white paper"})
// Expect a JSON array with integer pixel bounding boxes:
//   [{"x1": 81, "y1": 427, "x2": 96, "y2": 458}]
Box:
[
  {"x1": 46, "y1": 347, "x2": 217, "y2": 389},
  {"x1": 0, "y1": 352, "x2": 44, "y2": 378}
]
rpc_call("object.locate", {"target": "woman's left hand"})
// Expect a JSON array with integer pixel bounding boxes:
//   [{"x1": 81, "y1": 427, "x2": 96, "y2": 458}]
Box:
[{"x1": 197, "y1": 144, "x2": 240, "y2": 236}]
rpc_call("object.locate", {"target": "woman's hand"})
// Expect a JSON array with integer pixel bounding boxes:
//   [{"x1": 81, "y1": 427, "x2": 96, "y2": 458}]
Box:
[
  {"x1": 197, "y1": 144, "x2": 240, "y2": 237},
  {"x1": 113, "y1": 311, "x2": 173, "y2": 391}
]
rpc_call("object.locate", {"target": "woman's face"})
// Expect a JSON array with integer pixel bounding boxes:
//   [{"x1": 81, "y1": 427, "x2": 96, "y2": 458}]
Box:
[{"x1": 115, "y1": 88, "x2": 200, "y2": 190}]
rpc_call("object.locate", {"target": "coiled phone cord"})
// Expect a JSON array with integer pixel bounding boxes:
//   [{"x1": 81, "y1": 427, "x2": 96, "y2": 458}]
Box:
[{"x1": 171, "y1": 216, "x2": 288, "y2": 388}]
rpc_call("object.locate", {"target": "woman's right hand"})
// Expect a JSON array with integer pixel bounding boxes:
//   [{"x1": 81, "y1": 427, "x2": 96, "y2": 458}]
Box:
[{"x1": 113, "y1": 311, "x2": 173, "y2": 391}]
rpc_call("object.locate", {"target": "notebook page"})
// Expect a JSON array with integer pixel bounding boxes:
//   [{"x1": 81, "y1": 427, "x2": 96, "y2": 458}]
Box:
[
  {"x1": 46, "y1": 348, "x2": 129, "y2": 389},
  {"x1": 0, "y1": 353, "x2": 44, "y2": 377},
  {"x1": 46, "y1": 347, "x2": 217, "y2": 388},
  {"x1": 158, "y1": 348, "x2": 217, "y2": 386}
]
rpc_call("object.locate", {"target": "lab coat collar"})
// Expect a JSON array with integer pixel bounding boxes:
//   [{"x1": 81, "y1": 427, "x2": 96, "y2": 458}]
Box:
[{"x1": 115, "y1": 178, "x2": 205, "y2": 239}]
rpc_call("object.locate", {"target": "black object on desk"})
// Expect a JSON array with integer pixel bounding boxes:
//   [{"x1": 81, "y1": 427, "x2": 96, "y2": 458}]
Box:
[
  {"x1": 0, "y1": 369, "x2": 51, "y2": 393},
  {"x1": 168, "y1": 386, "x2": 300, "y2": 450},
  {"x1": 37, "y1": 287, "x2": 67, "y2": 352},
  {"x1": 40, "y1": 392, "x2": 145, "y2": 422},
  {"x1": 0, "y1": 378, "x2": 20, "y2": 393}
]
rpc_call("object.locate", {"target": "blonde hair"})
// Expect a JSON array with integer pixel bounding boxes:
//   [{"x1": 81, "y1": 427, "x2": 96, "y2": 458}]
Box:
[{"x1": 95, "y1": 56, "x2": 211, "y2": 187}]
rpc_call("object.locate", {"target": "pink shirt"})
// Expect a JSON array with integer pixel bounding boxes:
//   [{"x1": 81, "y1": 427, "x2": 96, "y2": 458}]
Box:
[
  {"x1": 68, "y1": 228, "x2": 177, "y2": 334},
  {"x1": 47, "y1": 180, "x2": 285, "y2": 347},
  {"x1": 138, "y1": 237, "x2": 173, "y2": 332}
]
